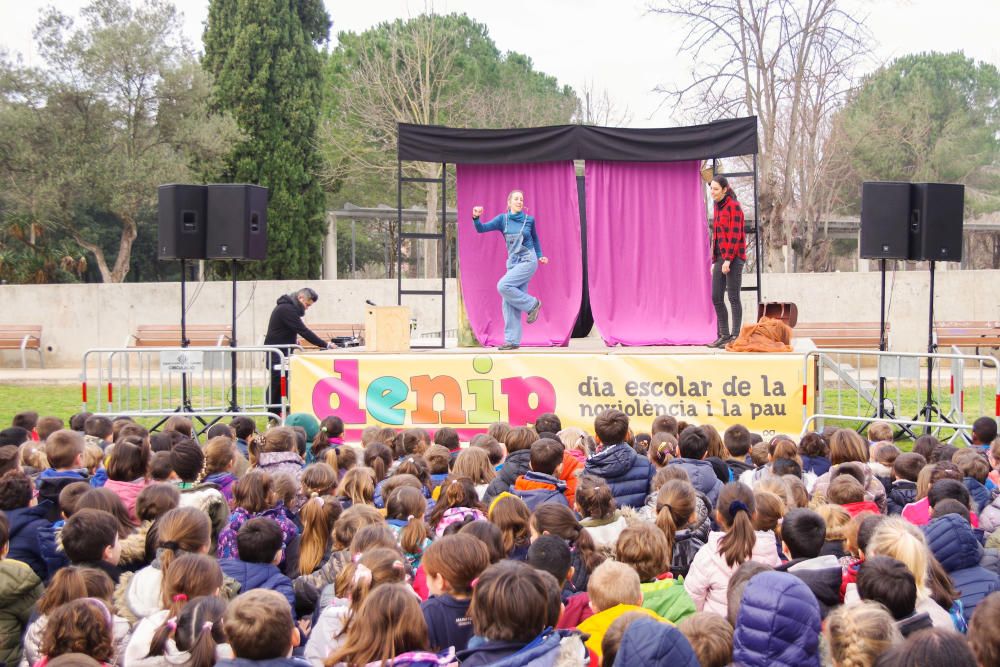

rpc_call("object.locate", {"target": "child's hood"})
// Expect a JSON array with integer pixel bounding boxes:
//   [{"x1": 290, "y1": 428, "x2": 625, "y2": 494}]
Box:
[
  {"x1": 123, "y1": 564, "x2": 164, "y2": 619},
  {"x1": 585, "y1": 443, "x2": 637, "y2": 476},
  {"x1": 0, "y1": 558, "x2": 41, "y2": 601},
  {"x1": 259, "y1": 451, "x2": 304, "y2": 467}
]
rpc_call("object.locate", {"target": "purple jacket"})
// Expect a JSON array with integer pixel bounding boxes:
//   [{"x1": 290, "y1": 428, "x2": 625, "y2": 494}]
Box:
[
  {"x1": 217, "y1": 504, "x2": 297, "y2": 565},
  {"x1": 203, "y1": 471, "x2": 237, "y2": 504}
]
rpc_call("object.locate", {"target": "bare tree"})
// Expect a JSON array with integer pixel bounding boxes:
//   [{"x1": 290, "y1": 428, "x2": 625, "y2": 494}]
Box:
[
  {"x1": 320, "y1": 16, "x2": 462, "y2": 278},
  {"x1": 648, "y1": 0, "x2": 871, "y2": 271},
  {"x1": 320, "y1": 14, "x2": 576, "y2": 279},
  {"x1": 575, "y1": 80, "x2": 633, "y2": 127}
]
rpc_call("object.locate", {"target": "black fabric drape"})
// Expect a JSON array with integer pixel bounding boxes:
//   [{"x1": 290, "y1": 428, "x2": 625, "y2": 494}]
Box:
[
  {"x1": 572, "y1": 175, "x2": 593, "y2": 338},
  {"x1": 397, "y1": 117, "x2": 758, "y2": 164}
]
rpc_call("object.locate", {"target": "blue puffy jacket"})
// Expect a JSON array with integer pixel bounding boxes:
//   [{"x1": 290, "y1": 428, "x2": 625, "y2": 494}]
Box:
[
  {"x1": 887, "y1": 480, "x2": 917, "y2": 515},
  {"x1": 583, "y1": 444, "x2": 653, "y2": 509},
  {"x1": 35, "y1": 469, "x2": 90, "y2": 521},
  {"x1": 801, "y1": 455, "x2": 831, "y2": 477},
  {"x1": 458, "y1": 629, "x2": 586, "y2": 667},
  {"x1": 511, "y1": 472, "x2": 570, "y2": 512},
  {"x1": 219, "y1": 559, "x2": 295, "y2": 613},
  {"x1": 924, "y1": 513, "x2": 1000, "y2": 622},
  {"x1": 732, "y1": 571, "x2": 821, "y2": 667},
  {"x1": 667, "y1": 458, "x2": 723, "y2": 508},
  {"x1": 613, "y1": 617, "x2": 699, "y2": 667},
  {"x1": 964, "y1": 477, "x2": 992, "y2": 513},
  {"x1": 5, "y1": 503, "x2": 52, "y2": 581},
  {"x1": 38, "y1": 519, "x2": 68, "y2": 579}
]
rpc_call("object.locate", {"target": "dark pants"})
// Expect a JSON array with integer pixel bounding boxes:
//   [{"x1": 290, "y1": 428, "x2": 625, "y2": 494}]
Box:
[
  {"x1": 712, "y1": 258, "x2": 744, "y2": 337},
  {"x1": 265, "y1": 348, "x2": 290, "y2": 413}
]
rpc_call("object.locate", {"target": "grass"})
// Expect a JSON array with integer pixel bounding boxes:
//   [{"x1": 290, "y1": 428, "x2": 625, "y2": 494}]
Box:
[
  {"x1": 818, "y1": 386, "x2": 987, "y2": 446},
  {"x1": 0, "y1": 383, "x2": 979, "y2": 447},
  {"x1": 0, "y1": 385, "x2": 83, "y2": 426},
  {"x1": 0, "y1": 383, "x2": 273, "y2": 433}
]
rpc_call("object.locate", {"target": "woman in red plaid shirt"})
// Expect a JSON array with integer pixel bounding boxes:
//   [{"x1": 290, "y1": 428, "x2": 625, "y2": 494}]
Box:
[{"x1": 709, "y1": 176, "x2": 746, "y2": 348}]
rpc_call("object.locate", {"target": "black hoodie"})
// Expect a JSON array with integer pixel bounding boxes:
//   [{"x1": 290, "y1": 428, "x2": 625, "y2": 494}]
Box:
[
  {"x1": 483, "y1": 449, "x2": 532, "y2": 506},
  {"x1": 727, "y1": 458, "x2": 754, "y2": 478},
  {"x1": 264, "y1": 294, "x2": 327, "y2": 348}
]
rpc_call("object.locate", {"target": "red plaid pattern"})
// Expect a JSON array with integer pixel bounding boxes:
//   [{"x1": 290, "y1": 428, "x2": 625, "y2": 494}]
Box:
[{"x1": 712, "y1": 194, "x2": 747, "y2": 262}]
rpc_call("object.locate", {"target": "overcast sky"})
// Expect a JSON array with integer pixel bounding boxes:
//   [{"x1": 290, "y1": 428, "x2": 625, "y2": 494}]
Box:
[{"x1": 2, "y1": 0, "x2": 999, "y2": 127}]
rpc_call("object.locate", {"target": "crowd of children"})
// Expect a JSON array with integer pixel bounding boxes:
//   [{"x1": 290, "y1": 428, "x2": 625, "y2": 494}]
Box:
[{"x1": 1, "y1": 407, "x2": 1000, "y2": 666}]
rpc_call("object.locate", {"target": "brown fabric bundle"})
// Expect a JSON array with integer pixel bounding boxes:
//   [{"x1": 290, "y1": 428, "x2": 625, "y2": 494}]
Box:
[{"x1": 725, "y1": 317, "x2": 793, "y2": 353}]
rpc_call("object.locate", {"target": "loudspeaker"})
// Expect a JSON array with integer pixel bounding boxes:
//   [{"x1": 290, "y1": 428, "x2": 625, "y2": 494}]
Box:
[
  {"x1": 206, "y1": 184, "x2": 268, "y2": 260},
  {"x1": 910, "y1": 183, "x2": 964, "y2": 262},
  {"x1": 158, "y1": 184, "x2": 207, "y2": 260},
  {"x1": 860, "y1": 182, "x2": 911, "y2": 259},
  {"x1": 859, "y1": 182, "x2": 965, "y2": 262}
]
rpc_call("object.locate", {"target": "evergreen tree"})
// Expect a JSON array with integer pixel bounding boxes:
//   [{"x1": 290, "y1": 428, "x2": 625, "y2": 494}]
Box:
[
  {"x1": 833, "y1": 52, "x2": 1000, "y2": 216},
  {"x1": 203, "y1": 0, "x2": 331, "y2": 278}
]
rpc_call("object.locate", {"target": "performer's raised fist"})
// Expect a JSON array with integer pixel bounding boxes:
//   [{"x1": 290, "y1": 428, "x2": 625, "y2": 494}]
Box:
[{"x1": 472, "y1": 206, "x2": 484, "y2": 218}]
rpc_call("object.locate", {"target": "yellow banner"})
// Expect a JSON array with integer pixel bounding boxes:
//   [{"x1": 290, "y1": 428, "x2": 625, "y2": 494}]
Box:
[{"x1": 290, "y1": 352, "x2": 813, "y2": 440}]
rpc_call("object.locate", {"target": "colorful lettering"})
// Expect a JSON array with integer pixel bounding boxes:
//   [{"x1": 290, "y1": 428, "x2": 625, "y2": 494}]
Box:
[
  {"x1": 311, "y1": 359, "x2": 366, "y2": 422},
  {"x1": 367, "y1": 376, "x2": 408, "y2": 425},
  {"x1": 411, "y1": 375, "x2": 466, "y2": 424},
  {"x1": 501, "y1": 376, "x2": 556, "y2": 426},
  {"x1": 468, "y1": 356, "x2": 500, "y2": 423}
]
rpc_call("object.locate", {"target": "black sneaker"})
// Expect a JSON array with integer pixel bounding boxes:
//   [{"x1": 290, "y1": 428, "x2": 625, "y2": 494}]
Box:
[{"x1": 498, "y1": 343, "x2": 519, "y2": 351}]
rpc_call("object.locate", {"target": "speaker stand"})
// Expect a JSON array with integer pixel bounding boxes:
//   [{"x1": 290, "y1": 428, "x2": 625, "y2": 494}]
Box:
[
  {"x1": 878, "y1": 258, "x2": 887, "y2": 415},
  {"x1": 179, "y1": 259, "x2": 194, "y2": 411},
  {"x1": 229, "y1": 259, "x2": 240, "y2": 414},
  {"x1": 151, "y1": 259, "x2": 213, "y2": 434},
  {"x1": 909, "y1": 260, "x2": 958, "y2": 436},
  {"x1": 866, "y1": 259, "x2": 918, "y2": 440}
]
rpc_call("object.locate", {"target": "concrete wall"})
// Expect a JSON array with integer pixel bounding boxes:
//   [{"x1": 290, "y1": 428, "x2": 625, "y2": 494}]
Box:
[
  {"x1": 0, "y1": 279, "x2": 456, "y2": 367},
  {"x1": 757, "y1": 268, "x2": 1000, "y2": 352},
  {"x1": 2, "y1": 268, "x2": 997, "y2": 367}
]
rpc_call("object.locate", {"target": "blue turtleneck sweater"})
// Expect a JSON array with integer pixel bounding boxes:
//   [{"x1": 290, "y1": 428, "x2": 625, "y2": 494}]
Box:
[{"x1": 473, "y1": 211, "x2": 543, "y2": 258}]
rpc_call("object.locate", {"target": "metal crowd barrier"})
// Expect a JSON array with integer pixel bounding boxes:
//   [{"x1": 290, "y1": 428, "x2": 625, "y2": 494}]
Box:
[
  {"x1": 802, "y1": 348, "x2": 1000, "y2": 441},
  {"x1": 80, "y1": 345, "x2": 296, "y2": 429}
]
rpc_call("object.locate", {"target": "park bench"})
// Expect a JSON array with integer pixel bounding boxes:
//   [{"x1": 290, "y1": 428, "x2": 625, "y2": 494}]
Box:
[
  {"x1": 0, "y1": 325, "x2": 44, "y2": 368},
  {"x1": 793, "y1": 322, "x2": 888, "y2": 349},
  {"x1": 934, "y1": 321, "x2": 1000, "y2": 355},
  {"x1": 127, "y1": 324, "x2": 233, "y2": 347},
  {"x1": 298, "y1": 323, "x2": 366, "y2": 349}
]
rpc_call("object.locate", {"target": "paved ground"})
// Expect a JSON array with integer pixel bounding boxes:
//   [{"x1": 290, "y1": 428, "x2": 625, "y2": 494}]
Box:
[{"x1": 0, "y1": 367, "x2": 81, "y2": 385}]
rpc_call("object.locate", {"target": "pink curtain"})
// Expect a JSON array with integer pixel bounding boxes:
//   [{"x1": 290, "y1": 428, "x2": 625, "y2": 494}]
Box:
[
  {"x1": 585, "y1": 160, "x2": 715, "y2": 345},
  {"x1": 455, "y1": 162, "x2": 582, "y2": 347}
]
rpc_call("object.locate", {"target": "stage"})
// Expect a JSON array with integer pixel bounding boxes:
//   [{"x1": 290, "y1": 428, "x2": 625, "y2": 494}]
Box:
[{"x1": 288, "y1": 340, "x2": 815, "y2": 440}]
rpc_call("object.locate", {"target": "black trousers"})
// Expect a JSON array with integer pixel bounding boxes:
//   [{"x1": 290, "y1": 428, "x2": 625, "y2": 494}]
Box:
[
  {"x1": 712, "y1": 258, "x2": 744, "y2": 337},
  {"x1": 265, "y1": 348, "x2": 290, "y2": 413}
]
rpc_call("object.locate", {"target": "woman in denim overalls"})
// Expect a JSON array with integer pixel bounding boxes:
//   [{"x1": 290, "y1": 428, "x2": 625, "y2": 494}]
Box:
[{"x1": 472, "y1": 190, "x2": 548, "y2": 350}]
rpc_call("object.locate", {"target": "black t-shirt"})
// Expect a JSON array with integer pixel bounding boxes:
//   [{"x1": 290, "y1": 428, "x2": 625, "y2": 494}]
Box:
[{"x1": 421, "y1": 594, "x2": 474, "y2": 653}]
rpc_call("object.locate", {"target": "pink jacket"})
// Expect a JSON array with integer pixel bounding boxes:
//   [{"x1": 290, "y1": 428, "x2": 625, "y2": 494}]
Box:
[
  {"x1": 103, "y1": 478, "x2": 150, "y2": 522},
  {"x1": 683, "y1": 530, "x2": 783, "y2": 617},
  {"x1": 902, "y1": 496, "x2": 979, "y2": 528}
]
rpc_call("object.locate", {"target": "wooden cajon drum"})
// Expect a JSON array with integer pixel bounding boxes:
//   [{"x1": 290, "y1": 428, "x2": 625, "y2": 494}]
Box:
[{"x1": 365, "y1": 306, "x2": 411, "y2": 352}]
